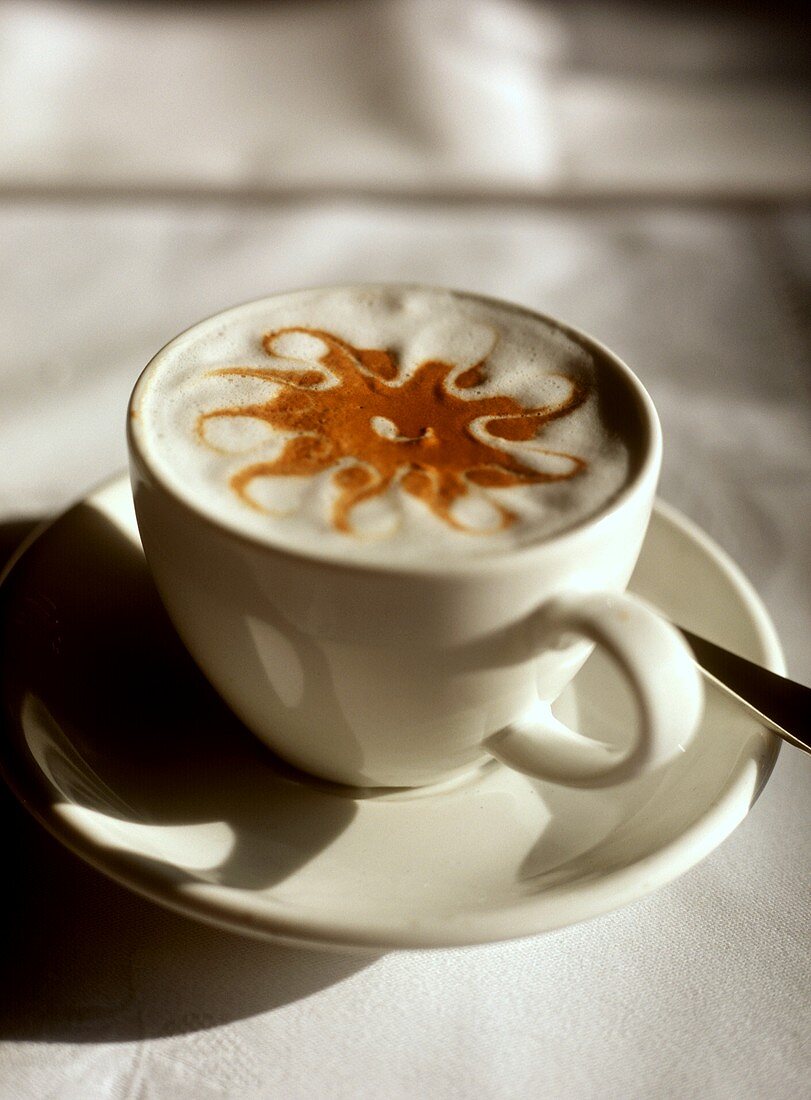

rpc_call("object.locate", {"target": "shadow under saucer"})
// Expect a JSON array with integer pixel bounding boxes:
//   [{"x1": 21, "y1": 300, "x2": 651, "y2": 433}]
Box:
[
  {"x1": 0, "y1": 779, "x2": 378, "y2": 1043},
  {"x1": 0, "y1": 502, "x2": 379, "y2": 1041}
]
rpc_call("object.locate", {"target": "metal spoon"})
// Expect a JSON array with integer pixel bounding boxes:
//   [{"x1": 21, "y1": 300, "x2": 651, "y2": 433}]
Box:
[{"x1": 675, "y1": 626, "x2": 810, "y2": 754}]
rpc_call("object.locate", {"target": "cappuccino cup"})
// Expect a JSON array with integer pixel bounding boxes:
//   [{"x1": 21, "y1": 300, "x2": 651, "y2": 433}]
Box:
[{"x1": 127, "y1": 285, "x2": 702, "y2": 789}]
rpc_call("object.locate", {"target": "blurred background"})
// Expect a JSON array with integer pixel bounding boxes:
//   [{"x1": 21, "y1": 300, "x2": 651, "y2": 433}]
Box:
[{"x1": 3, "y1": 0, "x2": 808, "y2": 665}]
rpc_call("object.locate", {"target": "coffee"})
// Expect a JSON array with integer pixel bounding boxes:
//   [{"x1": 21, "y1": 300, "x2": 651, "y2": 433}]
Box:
[
  {"x1": 134, "y1": 286, "x2": 638, "y2": 564},
  {"x1": 129, "y1": 288, "x2": 699, "y2": 790}
]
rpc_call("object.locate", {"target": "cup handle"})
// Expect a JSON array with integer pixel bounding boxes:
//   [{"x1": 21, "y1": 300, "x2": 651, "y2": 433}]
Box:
[{"x1": 484, "y1": 592, "x2": 704, "y2": 787}]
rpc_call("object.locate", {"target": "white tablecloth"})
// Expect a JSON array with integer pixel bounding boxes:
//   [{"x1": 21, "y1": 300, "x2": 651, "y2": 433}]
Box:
[{"x1": 1, "y1": 4, "x2": 809, "y2": 1098}]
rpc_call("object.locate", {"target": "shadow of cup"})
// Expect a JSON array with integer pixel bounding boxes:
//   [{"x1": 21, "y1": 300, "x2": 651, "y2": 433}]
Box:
[
  {"x1": 0, "y1": 781, "x2": 380, "y2": 1042},
  {"x1": 0, "y1": 507, "x2": 379, "y2": 1041}
]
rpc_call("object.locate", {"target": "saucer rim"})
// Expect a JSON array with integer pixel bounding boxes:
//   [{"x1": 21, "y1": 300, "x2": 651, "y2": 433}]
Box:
[{"x1": 0, "y1": 475, "x2": 784, "y2": 951}]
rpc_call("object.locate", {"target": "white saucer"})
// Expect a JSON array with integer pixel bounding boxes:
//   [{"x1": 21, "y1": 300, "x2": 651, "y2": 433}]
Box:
[{"x1": 0, "y1": 475, "x2": 783, "y2": 951}]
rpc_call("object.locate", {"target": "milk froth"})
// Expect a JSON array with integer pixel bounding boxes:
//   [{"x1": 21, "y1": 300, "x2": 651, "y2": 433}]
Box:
[{"x1": 133, "y1": 286, "x2": 639, "y2": 564}]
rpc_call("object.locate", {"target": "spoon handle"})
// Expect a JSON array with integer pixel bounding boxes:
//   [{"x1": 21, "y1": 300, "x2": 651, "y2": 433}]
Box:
[{"x1": 677, "y1": 626, "x2": 811, "y2": 755}]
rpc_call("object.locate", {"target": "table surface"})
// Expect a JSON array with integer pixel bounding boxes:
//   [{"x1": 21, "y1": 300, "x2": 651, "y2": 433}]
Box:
[{"x1": 1, "y1": 3, "x2": 809, "y2": 1098}]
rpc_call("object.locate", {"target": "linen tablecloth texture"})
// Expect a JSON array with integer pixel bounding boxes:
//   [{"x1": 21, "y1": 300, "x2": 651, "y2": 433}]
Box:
[{"x1": 1, "y1": 3, "x2": 809, "y2": 1098}]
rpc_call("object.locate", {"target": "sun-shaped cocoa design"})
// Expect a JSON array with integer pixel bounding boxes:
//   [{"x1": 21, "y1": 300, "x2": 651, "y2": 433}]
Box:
[{"x1": 197, "y1": 327, "x2": 588, "y2": 537}]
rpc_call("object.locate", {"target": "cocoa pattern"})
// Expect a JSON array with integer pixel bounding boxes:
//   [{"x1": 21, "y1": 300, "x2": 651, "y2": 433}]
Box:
[{"x1": 197, "y1": 327, "x2": 588, "y2": 536}]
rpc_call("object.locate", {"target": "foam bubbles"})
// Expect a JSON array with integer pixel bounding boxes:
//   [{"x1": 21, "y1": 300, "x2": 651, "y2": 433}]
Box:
[
  {"x1": 134, "y1": 286, "x2": 637, "y2": 563},
  {"x1": 199, "y1": 415, "x2": 277, "y2": 453}
]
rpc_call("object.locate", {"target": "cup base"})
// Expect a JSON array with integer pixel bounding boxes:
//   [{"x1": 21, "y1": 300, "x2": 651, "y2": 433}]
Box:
[{"x1": 262, "y1": 747, "x2": 501, "y2": 801}]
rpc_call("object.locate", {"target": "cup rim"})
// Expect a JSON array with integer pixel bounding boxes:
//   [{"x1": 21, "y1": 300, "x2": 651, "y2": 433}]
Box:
[{"x1": 127, "y1": 283, "x2": 661, "y2": 578}]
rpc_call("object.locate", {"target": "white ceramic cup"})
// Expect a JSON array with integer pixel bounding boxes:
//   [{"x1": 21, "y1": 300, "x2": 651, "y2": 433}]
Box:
[{"x1": 128, "y1": 295, "x2": 702, "y2": 790}]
